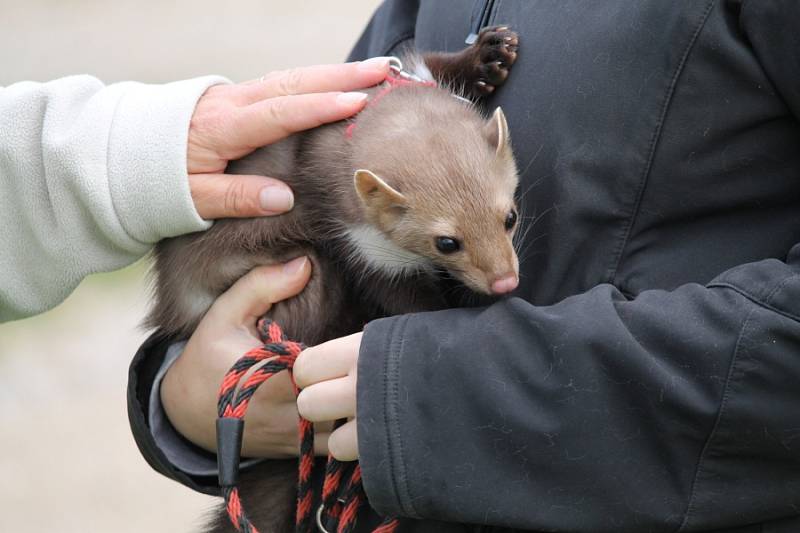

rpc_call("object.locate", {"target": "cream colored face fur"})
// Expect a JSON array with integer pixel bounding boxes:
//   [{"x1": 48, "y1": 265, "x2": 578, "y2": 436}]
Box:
[{"x1": 352, "y1": 107, "x2": 520, "y2": 294}]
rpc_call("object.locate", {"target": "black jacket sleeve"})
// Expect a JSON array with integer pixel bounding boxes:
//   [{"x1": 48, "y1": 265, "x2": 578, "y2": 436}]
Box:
[{"x1": 358, "y1": 252, "x2": 800, "y2": 533}]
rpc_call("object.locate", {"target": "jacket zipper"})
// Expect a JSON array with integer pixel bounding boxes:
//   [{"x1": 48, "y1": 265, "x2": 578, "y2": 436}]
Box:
[{"x1": 465, "y1": 0, "x2": 496, "y2": 44}]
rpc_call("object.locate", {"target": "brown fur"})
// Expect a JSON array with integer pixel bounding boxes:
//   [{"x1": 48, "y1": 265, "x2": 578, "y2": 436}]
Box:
[{"x1": 148, "y1": 27, "x2": 520, "y2": 533}]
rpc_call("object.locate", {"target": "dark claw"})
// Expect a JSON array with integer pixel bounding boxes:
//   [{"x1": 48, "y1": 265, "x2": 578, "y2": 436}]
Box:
[{"x1": 475, "y1": 80, "x2": 495, "y2": 95}]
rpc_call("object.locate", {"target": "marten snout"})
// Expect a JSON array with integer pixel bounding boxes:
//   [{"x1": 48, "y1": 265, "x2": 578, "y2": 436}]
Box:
[
  {"x1": 484, "y1": 249, "x2": 519, "y2": 294},
  {"x1": 490, "y1": 272, "x2": 519, "y2": 294},
  {"x1": 463, "y1": 237, "x2": 520, "y2": 295}
]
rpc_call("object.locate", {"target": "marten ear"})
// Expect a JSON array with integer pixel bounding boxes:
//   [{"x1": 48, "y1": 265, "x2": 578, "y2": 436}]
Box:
[
  {"x1": 354, "y1": 169, "x2": 408, "y2": 209},
  {"x1": 484, "y1": 107, "x2": 511, "y2": 157}
]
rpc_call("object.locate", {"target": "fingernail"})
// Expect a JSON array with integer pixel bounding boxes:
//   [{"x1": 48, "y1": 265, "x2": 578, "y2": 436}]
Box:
[
  {"x1": 337, "y1": 92, "x2": 368, "y2": 105},
  {"x1": 283, "y1": 256, "x2": 307, "y2": 275},
  {"x1": 259, "y1": 186, "x2": 294, "y2": 212},
  {"x1": 358, "y1": 56, "x2": 391, "y2": 71}
]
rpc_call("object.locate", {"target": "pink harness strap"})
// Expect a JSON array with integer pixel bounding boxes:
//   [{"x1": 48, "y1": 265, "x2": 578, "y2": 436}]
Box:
[{"x1": 345, "y1": 73, "x2": 437, "y2": 139}]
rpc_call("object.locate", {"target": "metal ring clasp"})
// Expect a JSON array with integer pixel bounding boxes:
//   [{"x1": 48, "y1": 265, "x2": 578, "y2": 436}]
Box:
[
  {"x1": 316, "y1": 504, "x2": 331, "y2": 533},
  {"x1": 387, "y1": 56, "x2": 403, "y2": 74}
]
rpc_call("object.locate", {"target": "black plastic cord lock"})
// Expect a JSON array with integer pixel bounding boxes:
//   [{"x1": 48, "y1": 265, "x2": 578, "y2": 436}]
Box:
[{"x1": 216, "y1": 417, "x2": 245, "y2": 487}]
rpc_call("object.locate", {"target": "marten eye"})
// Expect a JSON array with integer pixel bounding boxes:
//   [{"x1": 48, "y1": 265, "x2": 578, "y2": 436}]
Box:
[
  {"x1": 505, "y1": 209, "x2": 518, "y2": 231},
  {"x1": 435, "y1": 236, "x2": 461, "y2": 254}
]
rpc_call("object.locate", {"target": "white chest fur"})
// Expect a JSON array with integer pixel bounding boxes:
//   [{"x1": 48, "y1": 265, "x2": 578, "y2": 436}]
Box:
[{"x1": 345, "y1": 225, "x2": 432, "y2": 278}]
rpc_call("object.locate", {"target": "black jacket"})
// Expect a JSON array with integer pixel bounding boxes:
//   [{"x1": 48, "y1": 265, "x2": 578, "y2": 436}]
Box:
[{"x1": 128, "y1": 1, "x2": 800, "y2": 532}]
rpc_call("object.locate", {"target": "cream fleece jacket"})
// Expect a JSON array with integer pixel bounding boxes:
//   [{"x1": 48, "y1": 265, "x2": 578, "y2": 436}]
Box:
[{"x1": 0, "y1": 75, "x2": 229, "y2": 322}]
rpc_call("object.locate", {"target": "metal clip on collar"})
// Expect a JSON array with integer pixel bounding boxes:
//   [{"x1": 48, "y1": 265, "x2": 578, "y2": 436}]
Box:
[{"x1": 388, "y1": 56, "x2": 428, "y2": 83}]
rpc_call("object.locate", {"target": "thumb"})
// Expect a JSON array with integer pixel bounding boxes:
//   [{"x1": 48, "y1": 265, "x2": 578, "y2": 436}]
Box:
[
  {"x1": 209, "y1": 257, "x2": 312, "y2": 327},
  {"x1": 188, "y1": 173, "x2": 294, "y2": 219}
]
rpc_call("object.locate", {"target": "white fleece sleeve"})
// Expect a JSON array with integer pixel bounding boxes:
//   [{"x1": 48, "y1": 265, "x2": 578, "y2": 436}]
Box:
[{"x1": 0, "y1": 75, "x2": 229, "y2": 322}]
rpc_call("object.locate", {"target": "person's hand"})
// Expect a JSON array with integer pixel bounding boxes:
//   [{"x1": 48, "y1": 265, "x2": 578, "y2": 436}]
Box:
[
  {"x1": 186, "y1": 58, "x2": 390, "y2": 219},
  {"x1": 294, "y1": 332, "x2": 363, "y2": 461},
  {"x1": 160, "y1": 257, "x2": 332, "y2": 457}
]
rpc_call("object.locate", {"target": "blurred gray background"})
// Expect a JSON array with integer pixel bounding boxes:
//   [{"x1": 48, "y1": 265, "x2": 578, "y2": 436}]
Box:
[{"x1": 0, "y1": 1, "x2": 380, "y2": 531}]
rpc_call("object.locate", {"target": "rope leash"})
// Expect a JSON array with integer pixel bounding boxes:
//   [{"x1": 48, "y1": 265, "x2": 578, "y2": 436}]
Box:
[{"x1": 216, "y1": 318, "x2": 400, "y2": 533}]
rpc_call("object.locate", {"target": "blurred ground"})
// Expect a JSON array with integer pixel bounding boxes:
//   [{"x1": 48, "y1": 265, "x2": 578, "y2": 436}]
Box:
[{"x1": 0, "y1": 1, "x2": 380, "y2": 531}]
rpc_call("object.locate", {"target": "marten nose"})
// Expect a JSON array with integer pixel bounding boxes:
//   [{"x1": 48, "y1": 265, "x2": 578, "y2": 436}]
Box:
[{"x1": 490, "y1": 273, "x2": 518, "y2": 294}]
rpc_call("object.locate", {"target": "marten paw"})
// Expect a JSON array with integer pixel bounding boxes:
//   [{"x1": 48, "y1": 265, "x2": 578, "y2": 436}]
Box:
[{"x1": 471, "y1": 26, "x2": 519, "y2": 96}]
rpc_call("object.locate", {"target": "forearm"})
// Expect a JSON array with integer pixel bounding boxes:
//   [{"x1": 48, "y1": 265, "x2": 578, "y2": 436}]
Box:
[
  {"x1": 357, "y1": 257, "x2": 800, "y2": 531},
  {"x1": 0, "y1": 75, "x2": 224, "y2": 321}
]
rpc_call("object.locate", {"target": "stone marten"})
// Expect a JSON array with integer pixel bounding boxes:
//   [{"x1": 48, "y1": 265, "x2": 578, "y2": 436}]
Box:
[{"x1": 147, "y1": 26, "x2": 520, "y2": 533}]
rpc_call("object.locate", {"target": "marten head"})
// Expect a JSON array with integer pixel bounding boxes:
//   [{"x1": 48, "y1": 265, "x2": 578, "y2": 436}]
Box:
[{"x1": 349, "y1": 86, "x2": 520, "y2": 295}]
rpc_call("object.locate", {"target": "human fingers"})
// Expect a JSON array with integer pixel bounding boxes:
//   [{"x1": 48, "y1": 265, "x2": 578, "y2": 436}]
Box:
[
  {"x1": 241, "y1": 387, "x2": 333, "y2": 458},
  {"x1": 209, "y1": 258, "x2": 311, "y2": 327},
  {"x1": 293, "y1": 332, "x2": 362, "y2": 389},
  {"x1": 188, "y1": 173, "x2": 294, "y2": 219},
  {"x1": 239, "y1": 404, "x2": 332, "y2": 457},
  {"x1": 328, "y1": 419, "x2": 358, "y2": 462},
  {"x1": 232, "y1": 91, "x2": 368, "y2": 150},
  {"x1": 296, "y1": 377, "x2": 356, "y2": 423},
  {"x1": 238, "y1": 57, "x2": 390, "y2": 103},
  {"x1": 187, "y1": 61, "x2": 384, "y2": 174}
]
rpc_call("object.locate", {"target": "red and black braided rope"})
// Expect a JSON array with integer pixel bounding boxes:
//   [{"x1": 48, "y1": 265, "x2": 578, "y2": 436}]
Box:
[{"x1": 216, "y1": 318, "x2": 399, "y2": 533}]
